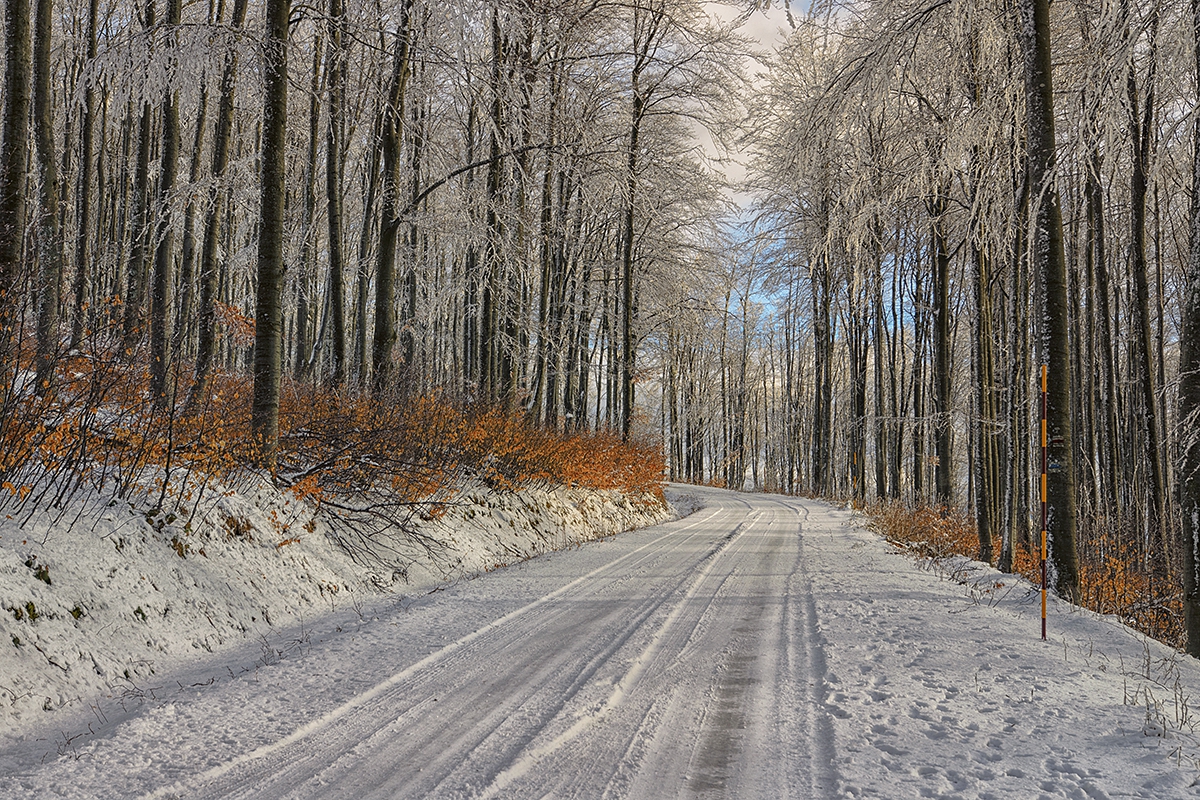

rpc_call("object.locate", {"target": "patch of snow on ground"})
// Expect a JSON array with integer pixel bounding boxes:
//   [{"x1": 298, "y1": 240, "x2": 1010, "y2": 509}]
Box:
[
  {"x1": 822, "y1": 506, "x2": 1200, "y2": 798},
  {"x1": 0, "y1": 475, "x2": 672, "y2": 736},
  {"x1": 5, "y1": 485, "x2": 1200, "y2": 799}
]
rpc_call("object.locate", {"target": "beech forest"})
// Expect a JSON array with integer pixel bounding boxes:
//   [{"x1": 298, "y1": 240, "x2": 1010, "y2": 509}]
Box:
[{"x1": 5, "y1": 0, "x2": 1200, "y2": 654}]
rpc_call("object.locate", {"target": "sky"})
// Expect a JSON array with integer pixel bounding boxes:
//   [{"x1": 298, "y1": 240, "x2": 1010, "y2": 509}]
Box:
[{"x1": 700, "y1": 2, "x2": 798, "y2": 199}]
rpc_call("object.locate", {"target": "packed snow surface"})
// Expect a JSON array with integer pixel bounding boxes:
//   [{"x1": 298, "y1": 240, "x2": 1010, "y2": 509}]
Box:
[{"x1": 3, "y1": 485, "x2": 1200, "y2": 798}]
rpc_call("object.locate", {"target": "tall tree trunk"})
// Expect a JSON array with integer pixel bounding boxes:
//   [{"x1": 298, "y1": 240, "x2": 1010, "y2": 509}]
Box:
[
  {"x1": 975, "y1": 237, "x2": 1000, "y2": 564},
  {"x1": 295, "y1": 36, "x2": 324, "y2": 381},
  {"x1": 912, "y1": 234, "x2": 927, "y2": 506},
  {"x1": 325, "y1": 0, "x2": 347, "y2": 387},
  {"x1": 1126, "y1": 19, "x2": 1168, "y2": 554},
  {"x1": 481, "y1": 5, "x2": 505, "y2": 404},
  {"x1": 620, "y1": 92, "x2": 642, "y2": 441},
  {"x1": 122, "y1": 0, "x2": 156, "y2": 356},
  {"x1": 70, "y1": 0, "x2": 99, "y2": 350},
  {"x1": 849, "y1": 268, "x2": 868, "y2": 503},
  {"x1": 1086, "y1": 134, "x2": 1120, "y2": 517},
  {"x1": 618, "y1": 0, "x2": 669, "y2": 438},
  {"x1": 402, "y1": 86, "x2": 427, "y2": 377},
  {"x1": 172, "y1": 80, "x2": 208, "y2": 362},
  {"x1": 812, "y1": 239, "x2": 832, "y2": 495},
  {"x1": 532, "y1": 60, "x2": 562, "y2": 426},
  {"x1": 872, "y1": 233, "x2": 888, "y2": 500},
  {"x1": 105, "y1": 104, "x2": 128, "y2": 331},
  {"x1": 929, "y1": 187, "x2": 953, "y2": 506},
  {"x1": 189, "y1": 0, "x2": 247, "y2": 410},
  {"x1": 372, "y1": 0, "x2": 414, "y2": 393},
  {"x1": 251, "y1": 0, "x2": 290, "y2": 466},
  {"x1": 1003, "y1": 176, "x2": 1033, "y2": 570},
  {"x1": 1017, "y1": 0, "x2": 1080, "y2": 600},
  {"x1": 354, "y1": 108, "x2": 382, "y2": 387},
  {"x1": 1179, "y1": 0, "x2": 1200, "y2": 658},
  {"x1": 149, "y1": 0, "x2": 182, "y2": 408},
  {"x1": 887, "y1": 228, "x2": 902, "y2": 499},
  {"x1": 965, "y1": 39, "x2": 999, "y2": 562},
  {"x1": 33, "y1": 0, "x2": 64, "y2": 394},
  {"x1": 0, "y1": 0, "x2": 32, "y2": 385}
]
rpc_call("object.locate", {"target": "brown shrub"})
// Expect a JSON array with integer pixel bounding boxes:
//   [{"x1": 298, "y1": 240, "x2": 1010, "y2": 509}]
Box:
[
  {"x1": 0, "y1": 351, "x2": 664, "y2": 521},
  {"x1": 861, "y1": 502, "x2": 1184, "y2": 651}
]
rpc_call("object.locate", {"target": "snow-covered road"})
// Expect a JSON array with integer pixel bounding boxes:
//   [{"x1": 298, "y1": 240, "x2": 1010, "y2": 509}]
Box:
[
  {"x1": 200, "y1": 491, "x2": 833, "y2": 799},
  {"x1": 5, "y1": 487, "x2": 1200, "y2": 798}
]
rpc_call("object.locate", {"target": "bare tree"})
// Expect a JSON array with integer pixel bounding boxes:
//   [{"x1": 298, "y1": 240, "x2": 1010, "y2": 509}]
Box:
[
  {"x1": 33, "y1": 0, "x2": 64, "y2": 394},
  {"x1": 149, "y1": 0, "x2": 182, "y2": 407},
  {"x1": 251, "y1": 0, "x2": 291, "y2": 465},
  {"x1": 0, "y1": 0, "x2": 33, "y2": 386},
  {"x1": 1179, "y1": 0, "x2": 1200, "y2": 656}
]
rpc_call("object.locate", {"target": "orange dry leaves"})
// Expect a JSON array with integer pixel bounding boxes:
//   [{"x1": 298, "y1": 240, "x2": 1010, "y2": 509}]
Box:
[
  {"x1": 0, "y1": 347, "x2": 664, "y2": 522},
  {"x1": 862, "y1": 502, "x2": 1184, "y2": 650}
]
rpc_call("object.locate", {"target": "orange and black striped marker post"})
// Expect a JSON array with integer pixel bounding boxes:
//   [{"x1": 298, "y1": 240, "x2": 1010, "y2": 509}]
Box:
[{"x1": 1040, "y1": 364, "x2": 1048, "y2": 641}]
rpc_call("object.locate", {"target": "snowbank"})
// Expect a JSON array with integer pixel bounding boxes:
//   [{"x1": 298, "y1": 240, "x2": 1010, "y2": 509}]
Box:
[{"x1": 0, "y1": 475, "x2": 672, "y2": 732}]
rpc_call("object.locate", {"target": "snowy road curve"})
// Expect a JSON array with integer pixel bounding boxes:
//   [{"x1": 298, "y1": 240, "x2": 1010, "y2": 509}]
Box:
[
  {"x1": 6, "y1": 489, "x2": 840, "y2": 798},
  {"x1": 173, "y1": 492, "x2": 836, "y2": 799},
  {"x1": 10, "y1": 487, "x2": 1199, "y2": 799}
]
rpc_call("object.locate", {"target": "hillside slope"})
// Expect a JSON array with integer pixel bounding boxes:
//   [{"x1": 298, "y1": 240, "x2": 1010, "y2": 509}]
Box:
[{"x1": 0, "y1": 475, "x2": 673, "y2": 732}]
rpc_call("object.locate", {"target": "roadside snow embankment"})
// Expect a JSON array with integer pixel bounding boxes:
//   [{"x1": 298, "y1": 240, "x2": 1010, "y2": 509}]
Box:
[{"x1": 0, "y1": 477, "x2": 672, "y2": 734}]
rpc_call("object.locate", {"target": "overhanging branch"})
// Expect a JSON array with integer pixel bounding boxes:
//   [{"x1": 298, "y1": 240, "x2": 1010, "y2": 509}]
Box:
[{"x1": 388, "y1": 140, "x2": 574, "y2": 228}]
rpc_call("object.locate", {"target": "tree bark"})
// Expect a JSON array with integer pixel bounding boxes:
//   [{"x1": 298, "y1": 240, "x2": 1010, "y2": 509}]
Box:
[
  {"x1": 481, "y1": 6, "x2": 505, "y2": 404},
  {"x1": 70, "y1": 0, "x2": 100, "y2": 351},
  {"x1": 1178, "y1": 0, "x2": 1200, "y2": 657},
  {"x1": 149, "y1": 0, "x2": 182, "y2": 408},
  {"x1": 0, "y1": 0, "x2": 32, "y2": 385},
  {"x1": 371, "y1": 0, "x2": 414, "y2": 393},
  {"x1": 294, "y1": 35, "x2": 324, "y2": 381},
  {"x1": 928, "y1": 187, "x2": 953, "y2": 507},
  {"x1": 122, "y1": 0, "x2": 156, "y2": 356},
  {"x1": 849, "y1": 268, "x2": 868, "y2": 503},
  {"x1": 325, "y1": 0, "x2": 347, "y2": 387},
  {"x1": 974, "y1": 236, "x2": 1000, "y2": 564},
  {"x1": 1017, "y1": 0, "x2": 1080, "y2": 600},
  {"x1": 812, "y1": 241, "x2": 832, "y2": 496},
  {"x1": 172, "y1": 79, "x2": 207, "y2": 362},
  {"x1": 872, "y1": 236, "x2": 888, "y2": 500},
  {"x1": 33, "y1": 0, "x2": 64, "y2": 394},
  {"x1": 911, "y1": 231, "x2": 927, "y2": 506},
  {"x1": 354, "y1": 108, "x2": 382, "y2": 387},
  {"x1": 251, "y1": 0, "x2": 290, "y2": 466},
  {"x1": 620, "y1": 91, "x2": 642, "y2": 440},
  {"x1": 402, "y1": 86, "x2": 427, "y2": 377}
]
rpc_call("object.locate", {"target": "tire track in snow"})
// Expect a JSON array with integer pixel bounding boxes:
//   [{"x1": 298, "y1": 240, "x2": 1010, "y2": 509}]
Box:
[
  {"x1": 474, "y1": 507, "x2": 765, "y2": 798},
  {"x1": 567, "y1": 502, "x2": 778, "y2": 799},
  {"x1": 680, "y1": 504, "x2": 793, "y2": 797},
  {"x1": 335, "y1": 517, "x2": 755, "y2": 799},
  {"x1": 597, "y1": 499, "x2": 813, "y2": 799},
  {"x1": 145, "y1": 504, "x2": 732, "y2": 800},
  {"x1": 789, "y1": 500, "x2": 842, "y2": 798}
]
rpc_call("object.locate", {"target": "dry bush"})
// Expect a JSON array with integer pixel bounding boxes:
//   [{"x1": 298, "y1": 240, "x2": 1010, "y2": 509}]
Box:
[
  {"x1": 0, "y1": 335, "x2": 665, "y2": 566},
  {"x1": 1076, "y1": 516, "x2": 1184, "y2": 651},
  {"x1": 1009, "y1": 544, "x2": 1041, "y2": 587},
  {"x1": 864, "y1": 501, "x2": 978, "y2": 562},
  {"x1": 277, "y1": 387, "x2": 665, "y2": 503},
  {"x1": 862, "y1": 502, "x2": 1185, "y2": 651}
]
